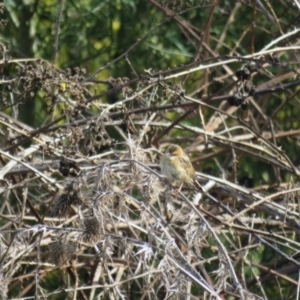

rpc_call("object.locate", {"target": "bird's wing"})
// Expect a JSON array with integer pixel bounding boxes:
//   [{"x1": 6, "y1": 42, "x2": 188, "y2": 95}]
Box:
[
  {"x1": 179, "y1": 154, "x2": 196, "y2": 182},
  {"x1": 179, "y1": 155, "x2": 193, "y2": 169},
  {"x1": 179, "y1": 155, "x2": 199, "y2": 187}
]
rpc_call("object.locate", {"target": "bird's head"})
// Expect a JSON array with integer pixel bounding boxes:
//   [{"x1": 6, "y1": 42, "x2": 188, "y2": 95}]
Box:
[{"x1": 166, "y1": 144, "x2": 184, "y2": 156}]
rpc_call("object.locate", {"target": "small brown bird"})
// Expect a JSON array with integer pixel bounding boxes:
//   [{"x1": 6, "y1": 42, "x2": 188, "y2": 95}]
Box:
[{"x1": 160, "y1": 144, "x2": 197, "y2": 190}]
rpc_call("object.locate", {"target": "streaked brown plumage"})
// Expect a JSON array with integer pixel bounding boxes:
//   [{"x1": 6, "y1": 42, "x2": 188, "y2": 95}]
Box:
[{"x1": 160, "y1": 144, "x2": 197, "y2": 188}]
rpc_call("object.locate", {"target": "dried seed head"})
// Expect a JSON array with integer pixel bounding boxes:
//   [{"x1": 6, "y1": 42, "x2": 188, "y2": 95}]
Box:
[
  {"x1": 53, "y1": 181, "x2": 83, "y2": 217},
  {"x1": 81, "y1": 213, "x2": 104, "y2": 244},
  {"x1": 59, "y1": 158, "x2": 81, "y2": 177},
  {"x1": 140, "y1": 175, "x2": 163, "y2": 205},
  {"x1": 49, "y1": 235, "x2": 77, "y2": 266}
]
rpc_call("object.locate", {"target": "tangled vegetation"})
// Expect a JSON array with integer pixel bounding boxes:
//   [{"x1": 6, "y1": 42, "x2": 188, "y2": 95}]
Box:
[{"x1": 1, "y1": 1, "x2": 300, "y2": 299}]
